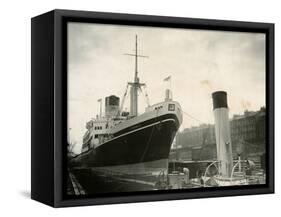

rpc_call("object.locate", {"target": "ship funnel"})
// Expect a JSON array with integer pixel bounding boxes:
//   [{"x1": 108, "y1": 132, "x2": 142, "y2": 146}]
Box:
[
  {"x1": 105, "y1": 95, "x2": 120, "y2": 118},
  {"x1": 212, "y1": 91, "x2": 233, "y2": 177}
]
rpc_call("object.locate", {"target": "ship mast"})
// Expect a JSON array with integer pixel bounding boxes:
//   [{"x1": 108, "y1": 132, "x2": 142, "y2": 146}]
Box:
[{"x1": 124, "y1": 35, "x2": 148, "y2": 117}]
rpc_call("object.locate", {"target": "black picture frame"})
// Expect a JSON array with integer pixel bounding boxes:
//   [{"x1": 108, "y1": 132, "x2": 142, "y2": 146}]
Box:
[{"x1": 31, "y1": 9, "x2": 274, "y2": 207}]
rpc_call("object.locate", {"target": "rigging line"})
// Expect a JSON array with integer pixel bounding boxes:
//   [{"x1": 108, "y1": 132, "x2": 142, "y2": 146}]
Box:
[
  {"x1": 139, "y1": 86, "x2": 150, "y2": 107},
  {"x1": 117, "y1": 84, "x2": 129, "y2": 117},
  {"x1": 143, "y1": 85, "x2": 150, "y2": 106},
  {"x1": 124, "y1": 84, "x2": 130, "y2": 108},
  {"x1": 180, "y1": 108, "x2": 204, "y2": 124}
]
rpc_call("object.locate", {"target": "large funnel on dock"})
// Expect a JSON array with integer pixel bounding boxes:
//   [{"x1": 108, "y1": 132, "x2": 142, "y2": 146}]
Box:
[{"x1": 212, "y1": 91, "x2": 233, "y2": 177}]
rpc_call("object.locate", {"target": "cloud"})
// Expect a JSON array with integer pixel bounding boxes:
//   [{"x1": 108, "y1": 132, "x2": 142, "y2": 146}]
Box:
[{"x1": 200, "y1": 79, "x2": 213, "y2": 89}]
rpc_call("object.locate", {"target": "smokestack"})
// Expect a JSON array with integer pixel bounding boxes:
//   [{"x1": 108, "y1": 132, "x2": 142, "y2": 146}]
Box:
[
  {"x1": 105, "y1": 95, "x2": 120, "y2": 117},
  {"x1": 212, "y1": 91, "x2": 233, "y2": 177}
]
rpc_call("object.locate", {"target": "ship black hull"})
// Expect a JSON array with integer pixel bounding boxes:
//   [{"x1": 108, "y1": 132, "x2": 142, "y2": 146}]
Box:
[{"x1": 72, "y1": 113, "x2": 179, "y2": 168}]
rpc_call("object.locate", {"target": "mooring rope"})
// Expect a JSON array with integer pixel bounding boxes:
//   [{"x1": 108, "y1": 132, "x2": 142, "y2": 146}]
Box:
[{"x1": 180, "y1": 108, "x2": 205, "y2": 124}]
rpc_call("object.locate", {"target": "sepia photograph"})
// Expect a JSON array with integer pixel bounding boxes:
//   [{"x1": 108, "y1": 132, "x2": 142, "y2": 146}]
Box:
[{"x1": 66, "y1": 22, "x2": 266, "y2": 196}]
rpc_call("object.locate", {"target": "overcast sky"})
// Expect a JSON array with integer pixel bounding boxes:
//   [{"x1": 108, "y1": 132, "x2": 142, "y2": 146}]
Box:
[{"x1": 67, "y1": 22, "x2": 265, "y2": 153}]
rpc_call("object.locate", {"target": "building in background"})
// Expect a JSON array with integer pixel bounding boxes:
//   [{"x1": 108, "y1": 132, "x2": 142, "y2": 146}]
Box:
[{"x1": 170, "y1": 107, "x2": 266, "y2": 161}]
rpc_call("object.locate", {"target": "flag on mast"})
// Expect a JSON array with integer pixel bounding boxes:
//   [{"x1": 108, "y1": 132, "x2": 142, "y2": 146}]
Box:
[{"x1": 163, "y1": 76, "x2": 171, "y2": 82}]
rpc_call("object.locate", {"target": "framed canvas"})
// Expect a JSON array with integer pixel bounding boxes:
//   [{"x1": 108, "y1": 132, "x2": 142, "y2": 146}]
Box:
[{"x1": 31, "y1": 9, "x2": 274, "y2": 207}]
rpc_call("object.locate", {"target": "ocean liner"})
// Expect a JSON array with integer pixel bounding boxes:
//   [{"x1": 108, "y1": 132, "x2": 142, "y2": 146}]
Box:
[{"x1": 71, "y1": 36, "x2": 182, "y2": 185}]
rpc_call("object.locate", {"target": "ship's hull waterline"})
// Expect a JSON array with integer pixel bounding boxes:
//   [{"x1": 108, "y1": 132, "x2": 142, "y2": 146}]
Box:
[
  {"x1": 71, "y1": 113, "x2": 180, "y2": 173},
  {"x1": 71, "y1": 159, "x2": 169, "y2": 193}
]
